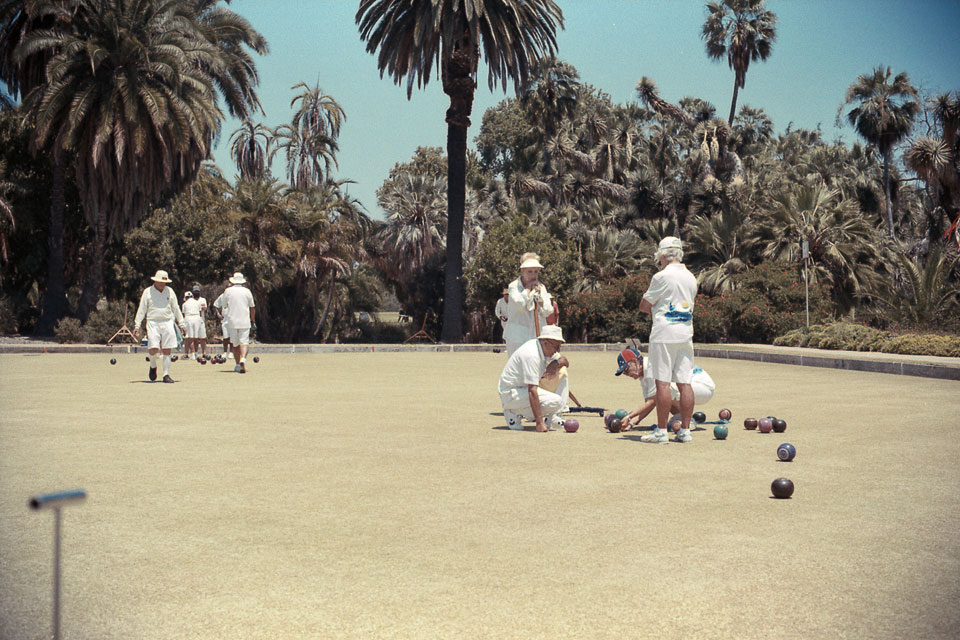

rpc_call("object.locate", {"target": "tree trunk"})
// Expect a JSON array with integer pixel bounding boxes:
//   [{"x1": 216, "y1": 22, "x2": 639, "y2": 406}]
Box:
[
  {"x1": 316, "y1": 275, "x2": 336, "y2": 343},
  {"x1": 728, "y1": 82, "x2": 740, "y2": 126},
  {"x1": 882, "y1": 148, "x2": 895, "y2": 239},
  {"x1": 76, "y1": 210, "x2": 106, "y2": 322},
  {"x1": 440, "y1": 46, "x2": 476, "y2": 344},
  {"x1": 442, "y1": 118, "x2": 467, "y2": 343},
  {"x1": 34, "y1": 160, "x2": 69, "y2": 335}
]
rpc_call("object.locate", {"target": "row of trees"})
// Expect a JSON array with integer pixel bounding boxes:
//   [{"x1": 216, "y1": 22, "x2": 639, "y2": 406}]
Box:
[{"x1": 1, "y1": 0, "x2": 958, "y2": 345}]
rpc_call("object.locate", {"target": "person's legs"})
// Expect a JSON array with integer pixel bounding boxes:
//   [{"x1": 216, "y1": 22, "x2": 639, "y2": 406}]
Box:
[
  {"x1": 500, "y1": 388, "x2": 564, "y2": 429},
  {"x1": 671, "y1": 343, "x2": 696, "y2": 441}
]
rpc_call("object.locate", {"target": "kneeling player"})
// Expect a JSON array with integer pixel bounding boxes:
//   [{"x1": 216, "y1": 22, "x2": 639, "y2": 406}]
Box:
[{"x1": 613, "y1": 348, "x2": 715, "y2": 430}]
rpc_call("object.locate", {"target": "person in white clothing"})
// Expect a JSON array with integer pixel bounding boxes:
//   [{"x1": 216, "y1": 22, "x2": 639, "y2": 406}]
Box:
[
  {"x1": 494, "y1": 288, "x2": 509, "y2": 343},
  {"x1": 133, "y1": 270, "x2": 186, "y2": 383},
  {"x1": 613, "y1": 348, "x2": 715, "y2": 430},
  {"x1": 638, "y1": 236, "x2": 699, "y2": 443},
  {"x1": 219, "y1": 272, "x2": 256, "y2": 373},
  {"x1": 498, "y1": 325, "x2": 567, "y2": 432},
  {"x1": 181, "y1": 292, "x2": 203, "y2": 359},
  {"x1": 213, "y1": 290, "x2": 231, "y2": 357},
  {"x1": 503, "y1": 252, "x2": 553, "y2": 356},
  {"x1": 191, "y1": 285, "x2": 208, "y2": 358},
  {"x1": 538, "y1": 355, "x2": 571, "y2": 413}
]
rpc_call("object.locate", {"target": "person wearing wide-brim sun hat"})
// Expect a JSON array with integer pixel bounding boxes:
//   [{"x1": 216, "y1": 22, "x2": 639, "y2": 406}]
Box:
[
  {"x1": 502, "y1": 252, "x2": 554, "y2": 356},
  {"x1": 217, "y1": 272, "x2": 256, "y2": 374},
  {"x1": 133, "y1": 270, "x2": 186, "y2": 383},
  {"x1": 498, "y1": 325, "x2": 568, "y2": 432}
]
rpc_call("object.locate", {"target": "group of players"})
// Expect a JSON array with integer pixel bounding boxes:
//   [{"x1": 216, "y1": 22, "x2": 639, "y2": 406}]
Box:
[
  {"x1": 496, "y1": 237, "x2": 714, "y2": 441},
  {"x1": 133, "y1": 270, "x2": 256, "y2": 382}
]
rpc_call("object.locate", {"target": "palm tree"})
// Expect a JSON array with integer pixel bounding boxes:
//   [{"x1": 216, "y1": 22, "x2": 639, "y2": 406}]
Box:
[
  {"x1": 0, "y1": 157, "x2": 16, "y2": 263},
  {"x1": 842, "y1": 66, "x2": 920, "y2": 240},
  {"x1": 876, "y1": 246, "x2": 960, "y2": 327},
  {"x1": 905, "y1": 92, "x2": 960, "y2": 247},
  {"x1": 519, "y1": 56, "x2": 579, "y2": 173},
  {"x1": 758, "y1": 183, "x2": 890, "y2": 313},
  {"x1": 701, "y1": 0, "x2": 777, "y2": 126},
  {"x1": 356, "y1": 0, "x2": 564, "y2": 343},
  {"x1": 1, "y1": 0, "x2": 74, "y2": 332},
  {"x1": 229, "y1": 120, "x2": 272, "y2": 180},
  {"x1": 16, "y1": 0, "x2": 266, "y2": 320}
]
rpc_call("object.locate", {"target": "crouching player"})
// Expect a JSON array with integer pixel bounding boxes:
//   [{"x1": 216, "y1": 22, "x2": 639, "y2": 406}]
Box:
[
  {"x1": 613, "y1": 348, "x2": 715, "y2": 432},
  {"x1": 498, "y1": 326, "x2": 567, "y2": 432}
]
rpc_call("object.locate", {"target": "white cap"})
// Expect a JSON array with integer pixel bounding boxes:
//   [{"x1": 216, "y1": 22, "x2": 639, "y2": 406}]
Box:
[
  {"x1": 229, "y1": 272, "x2": 247, "y2": 284},
  {"x1": 655, "y1": 236, "x2": 683, "y2": 260},
  {"x1": 184, "y1": 291, "x2": 193, "y2": 298},
  {"x1": 520, "y1": 254, "x2": 543, "y2": 269},
  {"x1": 150, "y1": 270, "x2": 172, "y2": 283},
  {"x1": 538, "y1": 325, "x2": 565, "y2": 343}
]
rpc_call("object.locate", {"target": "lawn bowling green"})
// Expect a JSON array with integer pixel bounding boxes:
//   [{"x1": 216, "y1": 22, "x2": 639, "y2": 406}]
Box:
[{"x1": 1, "y1": 351, "x2": 958, "y2": 639}]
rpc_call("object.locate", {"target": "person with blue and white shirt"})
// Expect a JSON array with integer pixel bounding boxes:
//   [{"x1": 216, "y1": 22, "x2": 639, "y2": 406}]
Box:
[
  {"x1": 613, "y1": 348, "x2": 715, "y2": 430},
  {"x1": 638, "y1": 236, "x2": 699, "y2": 443}
]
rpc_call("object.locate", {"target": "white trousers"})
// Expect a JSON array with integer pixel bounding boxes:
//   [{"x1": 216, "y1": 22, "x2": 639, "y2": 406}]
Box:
[{"x1": 500, "y1": 387, "x2": 564, "y2": 428}]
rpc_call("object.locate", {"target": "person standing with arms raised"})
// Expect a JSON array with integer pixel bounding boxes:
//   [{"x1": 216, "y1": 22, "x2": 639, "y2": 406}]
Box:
[
  {"x1": 638, "y1": 237, "x2": 699, "y2": 443},
  {"x1": 503, "y1": 252, "x2": 554, "y2": 356}
]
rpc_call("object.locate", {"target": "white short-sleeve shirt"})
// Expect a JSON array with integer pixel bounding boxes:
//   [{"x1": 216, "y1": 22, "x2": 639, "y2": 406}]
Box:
[
  {"x1": 643, "y1": 263, "x2": 697, "y2": 343},
  {"x1": 220, "y1": 285, "x2": 255, "y2": 329},
  {"x1": 498, "y1": 337, "x2": 547, "y2": 395}
]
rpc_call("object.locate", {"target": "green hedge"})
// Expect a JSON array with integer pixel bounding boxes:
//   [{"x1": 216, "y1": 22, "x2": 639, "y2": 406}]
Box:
[
  {"x1": 564, "y1": 273, "x2": 653, "y2": 343},
  {"x1": 774, "y1": 323, "x2": 960, "y2": 357}
]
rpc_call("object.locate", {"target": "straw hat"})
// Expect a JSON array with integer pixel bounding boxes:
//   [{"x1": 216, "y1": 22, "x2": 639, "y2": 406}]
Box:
[
  {"x1": 150, "y1": 270, "x2": 172, "y2": 283},
  {"x1": 538, "y1": 325, "x2": 565, "y2": 343},
  {"x1": 520, "y1": 252, "x2": 543, "y2": 269}
]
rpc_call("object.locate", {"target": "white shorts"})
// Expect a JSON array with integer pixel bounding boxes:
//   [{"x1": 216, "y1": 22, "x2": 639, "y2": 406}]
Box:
[
  {"x1": 228, "y1": 327, "x2": 250, "y2": 346},
  {"x1": 648, "y1": 341, "x2": 695, "y2": 384},
  {"x1": 146, "y1": 320, "x2": 177, "y2": 350},
  {"x1": 184, "y1": 316, "x2": 205, "y2": 339},
  {"x1": 499, "y1": 386, "x2": 565, "y2": 428},
  {"x1": 221, "y1": 321, "x2": 230, "y2": 341}
]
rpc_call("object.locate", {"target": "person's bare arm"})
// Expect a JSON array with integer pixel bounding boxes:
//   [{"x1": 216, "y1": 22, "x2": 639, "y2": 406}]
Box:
[
  {"x1": 638, "y1": 299, "x2": 652, "y2": 315},
  {"x1": 528, "y1": 384, "x2": 547, "y2": 432},
  {"x1": 625, "y1": 397, "x2": 657, "y2": 430}
]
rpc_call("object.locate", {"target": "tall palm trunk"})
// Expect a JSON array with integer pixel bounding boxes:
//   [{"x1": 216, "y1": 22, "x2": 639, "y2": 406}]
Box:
[
  {"x1": 728, "y1": 82, "x2": 740, "y2": 126},
  {"x1": 34, "y1": 160, "x2": 69, "y2": 335},
  {"x1": 77, "y1": 210, "x2": 106, "y2": 322},
  {"x1": 882, "y1": 147, "x2": 895, "y2": 239},
  {"x1": 439, "y1": 45, "x2": 475, "y2": 344}
]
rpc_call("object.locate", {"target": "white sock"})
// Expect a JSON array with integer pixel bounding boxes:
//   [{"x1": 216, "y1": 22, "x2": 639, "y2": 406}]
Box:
[
  {"x1": 163, "y1": 355, "x2": 171, "y2": 375},
  {"x1": 239, "y1": 356, "x2": 245, "y2": 364},
  {"x1": 149, "y1": 355, "x2": 158, "y2": 369}
]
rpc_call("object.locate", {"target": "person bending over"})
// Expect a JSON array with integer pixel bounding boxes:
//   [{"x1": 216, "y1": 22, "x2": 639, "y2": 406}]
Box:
[
  {"x1": 613, "y1": 348, "x2": 715, "y2": 431},
  {"x1": 498, "y1": 325, "x2": 567, "y2": 432}
]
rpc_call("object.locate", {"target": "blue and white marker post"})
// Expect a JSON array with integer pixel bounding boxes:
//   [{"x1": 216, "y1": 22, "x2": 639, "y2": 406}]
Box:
[{"x1": 29, "y1": 489, "x2": 87, "y2": 640}]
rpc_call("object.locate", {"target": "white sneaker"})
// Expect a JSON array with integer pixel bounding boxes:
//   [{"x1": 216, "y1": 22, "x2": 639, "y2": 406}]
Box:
[
  {"x1": 504, "y1": 410, "x2": 523, "y2": 430},
  {"x1": 673, "y1": 429, "x2": 693, "y2": 443},
  {"x1": 640, "y1": 429, "x2": 668, "y2": 444}
]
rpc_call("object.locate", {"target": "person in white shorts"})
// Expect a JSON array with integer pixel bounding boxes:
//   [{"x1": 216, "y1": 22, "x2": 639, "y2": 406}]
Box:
[
  {"x1": 213, "y1": 289, "x2": 231, "y2": 357},
  {"x1": 219, "y1": 272, "x2": 256, "y2": 373},
  {"x1": 181, "y1": 291, "x2": 203, "y2": 359},
  {"x1": 498, "y1": 325, "x2": 566, "y2": 432},
  {"x1": 638, "y1": 236, "x2": 698, "y2": 443},
  {"x1": 133, "y1": 270, "x2": 186, "y2": 383},
  {"x1": 191, "y1": 285, "x2": 208, "y2": 358},
  {"x1": 613, "y1": 348, "x2": 715, "y2": 430}
]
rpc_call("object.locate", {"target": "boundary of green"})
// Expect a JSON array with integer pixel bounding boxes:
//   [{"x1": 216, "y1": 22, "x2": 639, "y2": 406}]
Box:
[{"x1": 1, "y1": 341, "x2": 957, "y2": 381}]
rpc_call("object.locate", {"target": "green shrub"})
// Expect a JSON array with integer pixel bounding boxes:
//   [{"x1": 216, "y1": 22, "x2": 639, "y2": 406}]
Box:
[
  {"x1": 83, "y1": 301, "x2": 134, "y2": 343},
  {"x1": 0, "y1": 295, "x2": 19, "y2": 335},
  {"x1": 693, "y1": 294, "x2": 727, "y2": 343},
  {"x1": 563, "y1": 273, "x2": 652, "y2": 343},
  {"x1": 773, "y1": 322, "x2": 960, "y2": 357},
  {"x1": 54, "y1": 317, "x2": 84, "y2": 343}
]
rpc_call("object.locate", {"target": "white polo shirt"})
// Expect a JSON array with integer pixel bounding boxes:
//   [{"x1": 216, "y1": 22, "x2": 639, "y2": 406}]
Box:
[
  {"x1": 220, "y1": 285, "x2": 255, "y2": 329},
  {"x1": 498, "y1": 337, "x2": 548, "y2": 395},
  {"x1": 182, "y1": 298, "x2": 201, "y2": 316},
  {"x1": 643, "y1": 263, "x2": 697, "y2": 343}
]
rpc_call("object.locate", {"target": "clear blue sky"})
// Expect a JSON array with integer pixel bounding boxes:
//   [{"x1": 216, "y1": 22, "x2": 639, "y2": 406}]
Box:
[{"x1": 211, "y1": 0, "x2": 960, "y2": 220}]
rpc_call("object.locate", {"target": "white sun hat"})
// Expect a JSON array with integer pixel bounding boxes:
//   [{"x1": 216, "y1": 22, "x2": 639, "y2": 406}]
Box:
[
  {"x1": 538, "y1": 325, "x2": 565, "y2": 343},
  {"x1": 655, "y1": 236, "x2": 683, "y2": 260},
  {"x1": 520, "y1": 254, "x2": 543, "y2": 269},
  {"x1": 151, "y1": 270, "x2": 172, "y2": 283},
  {"x1": 229, "y1": 272, "x2": 247, "y2": 284}
]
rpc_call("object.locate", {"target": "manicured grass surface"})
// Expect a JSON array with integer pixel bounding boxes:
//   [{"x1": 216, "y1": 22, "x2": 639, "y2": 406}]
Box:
[{"x1": 1, "y1": 352, "x2": 958, "y2": 639}]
